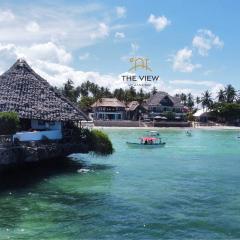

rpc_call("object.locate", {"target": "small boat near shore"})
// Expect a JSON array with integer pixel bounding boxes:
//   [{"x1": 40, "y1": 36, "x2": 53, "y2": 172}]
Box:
[
  {"x1": 186, "y1": 130, "x2": 192, "y2": 136},
  {"x1": 126, "y1": 137, "x2": 166, "y2": 148}
]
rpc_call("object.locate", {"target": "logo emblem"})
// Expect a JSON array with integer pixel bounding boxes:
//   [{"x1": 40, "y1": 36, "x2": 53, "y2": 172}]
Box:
[{"x1": 128, "y1": 57, "x2": 152, "y2": 72}]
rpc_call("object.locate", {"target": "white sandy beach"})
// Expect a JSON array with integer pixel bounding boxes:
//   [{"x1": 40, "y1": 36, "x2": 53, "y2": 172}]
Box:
[{"x1": 93, "y1": 125, "x2": 240, "y2": 130}]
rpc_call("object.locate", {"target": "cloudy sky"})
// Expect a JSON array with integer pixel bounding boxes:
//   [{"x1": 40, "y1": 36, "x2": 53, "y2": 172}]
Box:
[{"x1": 0, "y1": 0, "x2": 239, "y2": 97}]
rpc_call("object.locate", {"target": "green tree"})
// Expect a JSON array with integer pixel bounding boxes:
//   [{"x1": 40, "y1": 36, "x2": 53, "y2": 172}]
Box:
[
  {"x1": 0, "y1": 112, "x2": 20, "y2": 135},
  {"x1": 151, "y1": 86, "x2": 157, "y2": 94},
  {"x1": 180, "y1": 93, "x2": 187, "y2": 106},
  {"x1": 201, "y1": 90, "x2": 213, "y2": 110},
  {"x1": 113, "y1": 88, "x2": 125, "y2": 101},
  {"x1": 224, "y1": 84, "x2": 237, "y2": 103},
  {"x1": 212, "y1": 102, "x2": 240, "y2": 123},
  {"x1": 196, "y1": 96, "x2": 201, "y2": 109},
  {"x1": 217, "y1": 89, "x2": 225, "y2": 102},
  {"x1": 186, "y1": 93, "x2": 194, "y2": 110},
  {"x1": 63, "y1": 79, "x2": 80, "y2": 102}
]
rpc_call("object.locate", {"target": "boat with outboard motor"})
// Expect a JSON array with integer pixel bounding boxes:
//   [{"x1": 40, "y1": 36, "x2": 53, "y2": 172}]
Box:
[{"x1": 126, "y1": 136, "x2": 166, "y2": 148}]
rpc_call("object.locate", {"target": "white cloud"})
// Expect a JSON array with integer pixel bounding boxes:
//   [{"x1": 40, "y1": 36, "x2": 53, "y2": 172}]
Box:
[
  {"x1": 192, "y1": 29, "x2": 224, "y2": 56},
  {"x1": 170, "y1": 79, "x2": 218, "y2": 87},
  {"x1": 172, "y1": 47, "x2": 201, "y2": 73},
  {"x1": 18, "y1": 42, "x2": 72, "y2": 64},
  {"x1": 90, "y1": 23, "x2": 109, "y2": 39},
  {"x1": 0, "y1": 42, "x2": 224, "y2": 98},
  {"x1": 115, "y1": 32, "x2": 125, "y2": 39},
  {"x1": 79, "y1": 52, "x2": 90, "y2": 60},
  {"x1": 148, "y1": 14, "x2": 171, "y2": 31},
  {"x1": 116, "y1": 6, "x2": 126, "y2": 18},
  {"x1": 0, "y1": 42, "x2": 72, "y2": 68},
  {"x1": 0, "y1": 9, "x2": 15, "y2": 22},
  {"x1": 169, "y1": 79, "x2": 224, "y2": 97},
  {"x1": 26, "y1": 21, "x2": 40, "y2": 33},
  {"x1": 0, "y1": 4, "x2": 118, "y2": 49}
]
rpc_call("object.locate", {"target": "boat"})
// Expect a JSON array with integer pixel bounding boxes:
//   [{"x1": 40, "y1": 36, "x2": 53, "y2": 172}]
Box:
[
  {"x1": 126, "y1": 137, "x2": 166, "y2": 148},
  {"x1": 186, "y1": 130, "x2": 192, "y2": 136}
]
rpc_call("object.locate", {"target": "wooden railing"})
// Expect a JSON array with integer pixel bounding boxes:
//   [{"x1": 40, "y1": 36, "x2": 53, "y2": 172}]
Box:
[{"x1": 0, "y1": 135, "x2": 13, "y2": 145}]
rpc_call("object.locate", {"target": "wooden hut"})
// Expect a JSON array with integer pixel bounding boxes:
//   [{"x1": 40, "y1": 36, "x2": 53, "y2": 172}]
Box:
[{"x1": 0, "y1": 59, "x2": 89, "y2": 142}]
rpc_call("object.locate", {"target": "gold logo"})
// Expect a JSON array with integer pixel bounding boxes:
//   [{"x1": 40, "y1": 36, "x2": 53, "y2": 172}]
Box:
[{"x1": 128, "y1": 57, "x2": 152, "y2": 72}]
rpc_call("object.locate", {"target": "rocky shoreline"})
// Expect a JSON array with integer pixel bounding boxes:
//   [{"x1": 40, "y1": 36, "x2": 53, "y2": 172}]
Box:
[{"x1": 0, "y1": 142, "x2": 89, "y2": 167}]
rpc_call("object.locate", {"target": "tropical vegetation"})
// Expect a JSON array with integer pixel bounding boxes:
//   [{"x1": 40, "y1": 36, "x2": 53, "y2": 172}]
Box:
[
  {"x1": 60, "y1": 80, "x2": 240, "y2": 125},
  {"x1": 0, "y1": 112, "x2": 20, "y2": 135}
]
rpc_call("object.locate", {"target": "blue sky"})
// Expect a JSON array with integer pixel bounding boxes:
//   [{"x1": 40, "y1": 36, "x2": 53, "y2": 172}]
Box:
[{"x1": 0, "y1": 0, "x2": 239, "y2": 96}]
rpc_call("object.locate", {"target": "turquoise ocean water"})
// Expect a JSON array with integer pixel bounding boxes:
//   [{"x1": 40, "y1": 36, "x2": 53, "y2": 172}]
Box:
[{"x1": 0, "y1": 129, "x2": 240, "y2": 239}]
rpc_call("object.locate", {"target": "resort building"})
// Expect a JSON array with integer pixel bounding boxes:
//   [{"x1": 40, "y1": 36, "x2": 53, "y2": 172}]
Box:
[
  {"x1": 144, "y1": 91, "x2": 187, "y2": 120},
  {"x1": 126, "y1": 101, "x2": 146, "y2": 121},
  {"x1": 91, "y1": 98, "x2": 126, "y2": 120},
  {"x1": 0, "y1": 59, "x2": 89, "y2": 142}
]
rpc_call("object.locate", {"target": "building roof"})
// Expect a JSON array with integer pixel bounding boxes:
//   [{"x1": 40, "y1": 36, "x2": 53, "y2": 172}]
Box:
[
  {"x1": 91, "y1": 98, "x2": 126, "y2": 108},
  {"x1": 145, "y1": 91, "x2": 183, "y2": 108},
  {"x1": 193, "y1": 109, "x2": 209, "y2": 117},
  {"x1": 126, "y1": 101, "x2": 140, "y2": 111},
  {"x1": 0, "y1": 59, "x2": 89, "y2": 121}
]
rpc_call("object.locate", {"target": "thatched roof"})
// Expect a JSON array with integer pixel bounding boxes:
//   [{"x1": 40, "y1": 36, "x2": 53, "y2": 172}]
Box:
[
  {"x1": 0, "y1": 59, "x2": 89, "y2": 121},
  {"x1": 126, "y1": 101, "x2": 139, "y2": 111},
  {"x1": 145, "y1": 91, "x2": 183, "y2": 108},
  {"x1": 91, "y1": 98, "x2": 125, "y2": 108}
]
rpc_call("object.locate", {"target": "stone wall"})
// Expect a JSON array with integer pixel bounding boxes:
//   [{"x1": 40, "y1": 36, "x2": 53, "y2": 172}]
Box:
[{"x1": 0, "y1": 142, "x2": 89, "y2": 167}]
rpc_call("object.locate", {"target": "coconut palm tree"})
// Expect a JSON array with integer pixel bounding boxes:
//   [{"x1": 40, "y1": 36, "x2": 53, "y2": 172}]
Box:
[
  {"x1": 151, "y1": 86, "x2": 157, "y2": 94},
  {"x1": 224, "y1": 84, "x2": 237, "y2": 103},
  {"x1": 201, "y1": 90, "x2": 213, "y2": 110},
  {"x1": 186, "y1": 93, "x2": 194, "y2": 110},
  {"x1": 180, "y1": 93, "x2": 187, "y2": 106},
  {"x1": 217, "y1": 89, "x2": 225, "y2": 102},
  {"x1": 196, "y1": 96, "x2": 201, "y2": 109}
]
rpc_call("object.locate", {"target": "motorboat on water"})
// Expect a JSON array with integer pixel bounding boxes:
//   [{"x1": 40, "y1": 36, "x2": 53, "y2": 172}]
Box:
[
  {"x1": 126, "y1": 136, "x2": 166, "y2": 148},
  {"x1": 186, "y1": 130, "x2": 192, "y2": 136}
]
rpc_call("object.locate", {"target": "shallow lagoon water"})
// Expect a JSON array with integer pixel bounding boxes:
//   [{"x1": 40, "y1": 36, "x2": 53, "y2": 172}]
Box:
[{"x1": 0, "y1": 129, "x2": 240, "y2": 239}]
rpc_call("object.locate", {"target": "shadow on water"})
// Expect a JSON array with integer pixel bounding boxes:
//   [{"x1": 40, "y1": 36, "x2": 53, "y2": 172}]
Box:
[
  {"x1": 0, "y1": 158, "x2": 79, "y2": 192},
  {"x1": 0, "y1": 157, "x2": 114, "y2": 193}
]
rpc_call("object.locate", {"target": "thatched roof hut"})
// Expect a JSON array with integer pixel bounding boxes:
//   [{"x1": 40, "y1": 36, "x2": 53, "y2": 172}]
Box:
[
  {"x1": 91, "y1": 98, "x2": 126, "y2": 108},
  {"x1": 144, "y1": 91, "x2": 183, "y2": 108},
  {"x1": 0, "y1": 59, "x2": 88, "y2": 122}
]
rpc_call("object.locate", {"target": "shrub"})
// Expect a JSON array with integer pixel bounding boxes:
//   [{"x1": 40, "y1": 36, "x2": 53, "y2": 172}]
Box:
[
  {"x1": 0, "y1": 112, "x2": 20, "y2": 135},
  {"x1": 86, "y1": 129, "x2": 114, "y2": 155},
  {"x1": 165, "y1": 111, "x2": 175, "y2": 121},
  {"x1": 187, "y1": 112, "x2": 195, "y2": 121}
]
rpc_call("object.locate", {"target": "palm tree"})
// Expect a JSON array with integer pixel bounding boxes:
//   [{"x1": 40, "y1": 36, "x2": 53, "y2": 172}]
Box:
[
  {"x1": 186, "y1": 93, "x2": 194, "y2": 110},
  {"x1": 224, "y1": 84, "x2": 236, "y2": 103},
  {"x1": 180, "y1": 93, "x2": 187, "y2": 106},
  {"x1": 151, "y1": 87, "x2": 157, "y2": 95},
  {"x1": 217, "y1": 89, "x2": 225, "y2": 102},
  {"x1": 196, "y1": 96, "x2": 201, "y2": 109},
  {"x1": 201, "y1": 90, "x2": 213, "y2": 110}
]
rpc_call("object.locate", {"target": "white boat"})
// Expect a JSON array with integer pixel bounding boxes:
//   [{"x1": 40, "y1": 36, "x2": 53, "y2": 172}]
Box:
[
  {"x1": 126, "y1": 136, "x2": 166, "y2": 148},
  {"x1": 186, "y1": 130, "x2": 192, "y2": 136}
]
